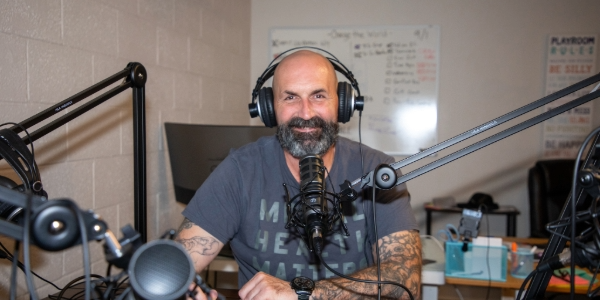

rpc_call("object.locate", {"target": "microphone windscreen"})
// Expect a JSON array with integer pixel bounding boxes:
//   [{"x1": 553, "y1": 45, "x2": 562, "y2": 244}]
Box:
[{"x1": 128, "y1": 240, "x2": 195, "y2": 300}]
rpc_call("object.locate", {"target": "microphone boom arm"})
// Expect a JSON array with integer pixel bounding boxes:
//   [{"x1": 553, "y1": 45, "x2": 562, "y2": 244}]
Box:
[
  {"x1": 339, "y1": 72, "x2": 600, "y2": 298},
  {"x1": 350, "y1": 72, "x2": 600, "y2": 191},
  {"x1": 1, "y1": 62, "x2": 148, "y2": 243}
]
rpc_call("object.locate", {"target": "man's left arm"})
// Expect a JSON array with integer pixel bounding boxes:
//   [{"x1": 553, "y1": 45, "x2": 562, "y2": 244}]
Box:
[
  {"x1": 238, "y1": 230, "x2": 422, "y2": 300},
  {"x1": 312, "y1": 229, "x2": 422, "y2": 299}
]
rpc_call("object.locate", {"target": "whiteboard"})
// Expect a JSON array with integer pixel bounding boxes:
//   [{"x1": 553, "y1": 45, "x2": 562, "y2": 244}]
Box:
[{"x1": 270, "y1": 26, "x2": 440, "y2": 155}]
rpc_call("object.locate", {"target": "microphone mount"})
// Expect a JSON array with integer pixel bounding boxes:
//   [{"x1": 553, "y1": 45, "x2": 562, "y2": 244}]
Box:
[{"x1": 284, "y1": 184, "x2": 349, "y2": 253}]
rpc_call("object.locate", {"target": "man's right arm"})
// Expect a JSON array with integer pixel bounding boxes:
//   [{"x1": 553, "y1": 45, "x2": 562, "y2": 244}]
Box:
[{"x1": 175, "y1": 217, "x2": 224, "y2": 273}]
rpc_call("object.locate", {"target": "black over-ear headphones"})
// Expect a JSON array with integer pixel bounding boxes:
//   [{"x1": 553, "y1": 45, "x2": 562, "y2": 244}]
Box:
[
  {"x1": 0, "y1": 127, "x2": 46, "y2": 221},
  {"x1": 249, "y1": 47, "x2": 364, "y2": 128}
]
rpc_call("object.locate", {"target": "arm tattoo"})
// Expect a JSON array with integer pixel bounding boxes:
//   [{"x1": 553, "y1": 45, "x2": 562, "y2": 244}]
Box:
[
  {"x1": 175, "y1": 218, "x2": 221, "y2": 257},
  {"x1": 177, "y1": 217, "x2": 194, "y2": 234},
  {"x1": 312, "y1": 230, "x2": 422, "y2": 300},
  {"x1": 176, "y1": 236, "x2": 221, "y2": 256}
]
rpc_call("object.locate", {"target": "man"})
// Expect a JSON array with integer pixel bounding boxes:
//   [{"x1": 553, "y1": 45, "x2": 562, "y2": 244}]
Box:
[{"x1": 178, "y1": 50, "x2": 421, "y2": 300}]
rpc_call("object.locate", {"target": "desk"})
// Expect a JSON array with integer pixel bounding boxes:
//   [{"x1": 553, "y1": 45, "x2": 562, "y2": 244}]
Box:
[
  {"x1": 445, "y1": 237, "x2": 600, "y2": 299},
  {"x1": 425, "y1": 204, "x2": 520, "y2": 236},
  {"x1": 445, "y1": 263, "x2": 597, "y2": 298}
]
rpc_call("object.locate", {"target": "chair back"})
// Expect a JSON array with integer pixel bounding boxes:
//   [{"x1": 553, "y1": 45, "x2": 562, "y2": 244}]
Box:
[{"x1": 527, "y1": 159, "x2": 575, "y2": 238}]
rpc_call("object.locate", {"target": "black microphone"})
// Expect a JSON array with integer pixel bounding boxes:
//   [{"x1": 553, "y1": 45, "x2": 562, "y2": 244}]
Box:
[
  {"x1": 128, "y1": 239, "x2": 195, "y2": 300},
  {"x1": 299, "y1": 154, "x2": 328, "y2": 254}
]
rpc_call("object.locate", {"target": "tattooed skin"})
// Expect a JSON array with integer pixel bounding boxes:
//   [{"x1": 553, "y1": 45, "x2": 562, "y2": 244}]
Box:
[
  {"x1": 175, "y1": 218, "x2": 221, "y2": 257},
  {"x1": 177, "y1": 217, "x2": 194, "y2": 232},
  {"x1": 312, "y1": 230, "x2": 422, "y2": 300}
]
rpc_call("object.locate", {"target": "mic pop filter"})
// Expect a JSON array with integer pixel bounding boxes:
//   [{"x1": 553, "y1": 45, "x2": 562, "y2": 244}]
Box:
[{"x1": 128, "y1": 240, "x2": 195, "y2": 300}]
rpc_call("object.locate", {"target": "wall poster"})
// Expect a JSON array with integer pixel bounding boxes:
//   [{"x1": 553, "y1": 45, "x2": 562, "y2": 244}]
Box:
[{"x1": 543, "y1": 34, "x2": 597, "y2": 158}]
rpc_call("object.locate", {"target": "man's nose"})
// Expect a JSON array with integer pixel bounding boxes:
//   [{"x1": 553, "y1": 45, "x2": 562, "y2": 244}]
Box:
[{"x1": 298, "y1": 98, "x2": 316, "y2": 119}]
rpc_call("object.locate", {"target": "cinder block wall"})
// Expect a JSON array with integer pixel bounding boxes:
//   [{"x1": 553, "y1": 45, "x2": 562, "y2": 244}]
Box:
[{"x1": 0, "y1": 0, "x2": 250, "y2": 298}]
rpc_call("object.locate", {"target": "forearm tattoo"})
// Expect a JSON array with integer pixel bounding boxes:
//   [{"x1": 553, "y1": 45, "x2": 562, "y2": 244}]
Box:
[
  {"x1": 313, "y1": 230, "x2": 422, "y2": 300},
  {"x1": 175, "y1": 218, "x2": 221, "y2": 256}
]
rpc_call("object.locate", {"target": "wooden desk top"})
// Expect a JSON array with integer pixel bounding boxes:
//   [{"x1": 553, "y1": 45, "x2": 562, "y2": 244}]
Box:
[
  {"x1": 445, "y1": 267, "x2": 596, "y2": 295},
  {"x1": 424, "y1": 203, "x2": 520, "y2": 215}
]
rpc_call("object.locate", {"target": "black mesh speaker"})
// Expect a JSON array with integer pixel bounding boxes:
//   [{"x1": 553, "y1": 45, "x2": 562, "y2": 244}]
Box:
[{"x1": 128, "y1": 240, "x2": 195, "y2": 300}]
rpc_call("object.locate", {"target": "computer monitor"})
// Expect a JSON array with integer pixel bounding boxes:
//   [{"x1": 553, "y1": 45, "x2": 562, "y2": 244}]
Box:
[{"x1": 164, "y1": 123, "x2": 276, "y2": 204}]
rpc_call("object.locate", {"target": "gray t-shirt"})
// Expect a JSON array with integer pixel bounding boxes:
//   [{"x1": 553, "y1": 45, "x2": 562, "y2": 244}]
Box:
[{"x1": 183, "y1": 136, "x2": 417, "y2": 287}]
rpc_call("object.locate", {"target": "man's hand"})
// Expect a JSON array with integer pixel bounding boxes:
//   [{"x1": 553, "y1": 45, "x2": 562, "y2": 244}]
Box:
[
  {"x1": 238, "y1": 272, "x2": 297, "y2": 300},
  {"x1": 186, "y1": 283, "x2": 220, "y2": 300}
]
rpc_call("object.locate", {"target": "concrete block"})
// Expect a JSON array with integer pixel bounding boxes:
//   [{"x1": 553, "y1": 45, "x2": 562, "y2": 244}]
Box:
[
  {"x1": 190, "y1": 38, "x2": 216, "y2": 76},
  {"x1": 147, "y1": 153, "x2": 169, "y2": 210},
  {"x1": 139, "y1": 0, "x2": 173, "y2": 29},
  {"x1": 28, "y1": 123, "x2": 68, "y2": 166},
  {"x1": 0, "y1": 0, "x2": 61, "y2": 42},
  {"x1": 200, "y1": 8, "x2": 222, "y2": 47},
  {"x1": 144, "y1": 64, "x2": 175, "y2": 110},
  {"x1": 0, "y1": 32, "x2": 27, "y2": 103},
  {"x1": 160, "y1": 109, "x2": 190, "y2": 125},
  {"x1": 117, "y1": 12, "x2": 157, "y2": 66},
  {"x1": 200, "y1": 76, "x2": 223, "y2": 111},
  {"x1": 224, "y1": 81, "x2": 250, "y2": 115},
  {"x1": 230, "y1": 52, "x2": 250, "y2": 83},
  {"x1": 223, "y1": 22, "x2": 242, "y2": 56},
  {"x1": 97, "y1": 0, "x2": 138, "y2": 15},
  {"x1": 144, "y1": 107, "x2": 161, "y2": 154},
  {"x1": 66, "y1": 102, "x2": 121, "y2": 161},
  {"x1": 63, "y1": 0, "x2": 118, "y2": 55},
  {"x1": 0, "y1": 102, "x2": 44, "y2": 128},
  {"x1": 157, "y1": 27, "x2": 188, "y2": 71},
  {"x1": 174, "y1": 0, "x2": 201, "y2": 38},
  {"x1": 173, "y1": 72, "x2": 201, "y2": 110},
  {"x1": 28, "y1": 39, "x2": 93, "y2": 104},
  {"x1": 211, "y1": 48, "x2": 231, "y2": 80},
  {"x1": 38, "y1": 160, "x2": 94, "y2": 210},
  {"x1": 94, "y1": 155, "x2": 133, "y2": 209},
  {"x1": 117, "y1": 200, "x2": 134, "y2": 238}
]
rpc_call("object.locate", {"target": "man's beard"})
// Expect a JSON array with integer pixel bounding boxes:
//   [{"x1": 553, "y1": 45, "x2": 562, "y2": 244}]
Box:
[{"x1": 277, "y1": 116, "x2": 339, "y2": 158}]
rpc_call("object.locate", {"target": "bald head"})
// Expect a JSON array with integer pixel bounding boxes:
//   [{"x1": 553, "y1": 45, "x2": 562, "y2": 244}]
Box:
[{"x1": 272, "y1": 50, "x2": 338, "y2": 96}]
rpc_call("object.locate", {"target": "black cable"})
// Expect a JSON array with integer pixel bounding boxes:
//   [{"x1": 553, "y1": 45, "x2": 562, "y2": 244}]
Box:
[
  {"x1": 74, "y1": 205, "x2": 92, "y2": 300},
  {"x1": 55, "y1": 274, "x2": 104, "y2": 300},
  {"x1": 516, "y1": 269, "x2": 539, "y2": 300},
  {"x1": 371, "y1": 171, "x2": 382, "y2": 299},
  {"x1": 357, "y1": 110, "x2": 371, "y2": 264},
  {"x1": 105, "y1": 263, "x2": 113, "y2": 277},
  {"x1": 23, "y1": 193, "x2": 39, "y2": 300},
  {"x1": 0, "y1": 244, "x2": 61, "y2": 290},
  {"x1": 115, "y1": 287, "x2": 132, "y2": 300},
  {"x1": 10, "y1": 241, "x2": 19, "y2": 300},
  {"x1": 483, "y1": 208, "x2": 491, "y2": 300},
  {"x1": 358, "y1": 110, "x2": 364, "y2": 176}
]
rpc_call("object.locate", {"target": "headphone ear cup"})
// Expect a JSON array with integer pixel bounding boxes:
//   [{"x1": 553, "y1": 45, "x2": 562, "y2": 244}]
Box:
[
  {"x1": 337, "y1": 82, "x2": 354, "y2": 123},
  {"x1": 0, "y1": 175, "x2": 20, "y2": 220},
  {"x1": 258, "y1": 87, "x2": 277, "y2": 128}
]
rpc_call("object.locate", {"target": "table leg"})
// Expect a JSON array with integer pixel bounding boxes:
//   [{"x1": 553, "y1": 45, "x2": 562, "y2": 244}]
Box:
[
  {"x1": 422, "y1": 285, "x2": 438, "y2": 300},
  {"x1": 426, "y1": 210, "x2": 432, "y2": 235},
  {"x1": 507, "y1": 214, "x2": 516, "y2": 237}
]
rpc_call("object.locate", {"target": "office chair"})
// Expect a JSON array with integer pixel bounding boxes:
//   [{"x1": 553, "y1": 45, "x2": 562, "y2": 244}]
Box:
[{"x1": 527, "y1": 159, "x2": 575, "y2": 238}]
